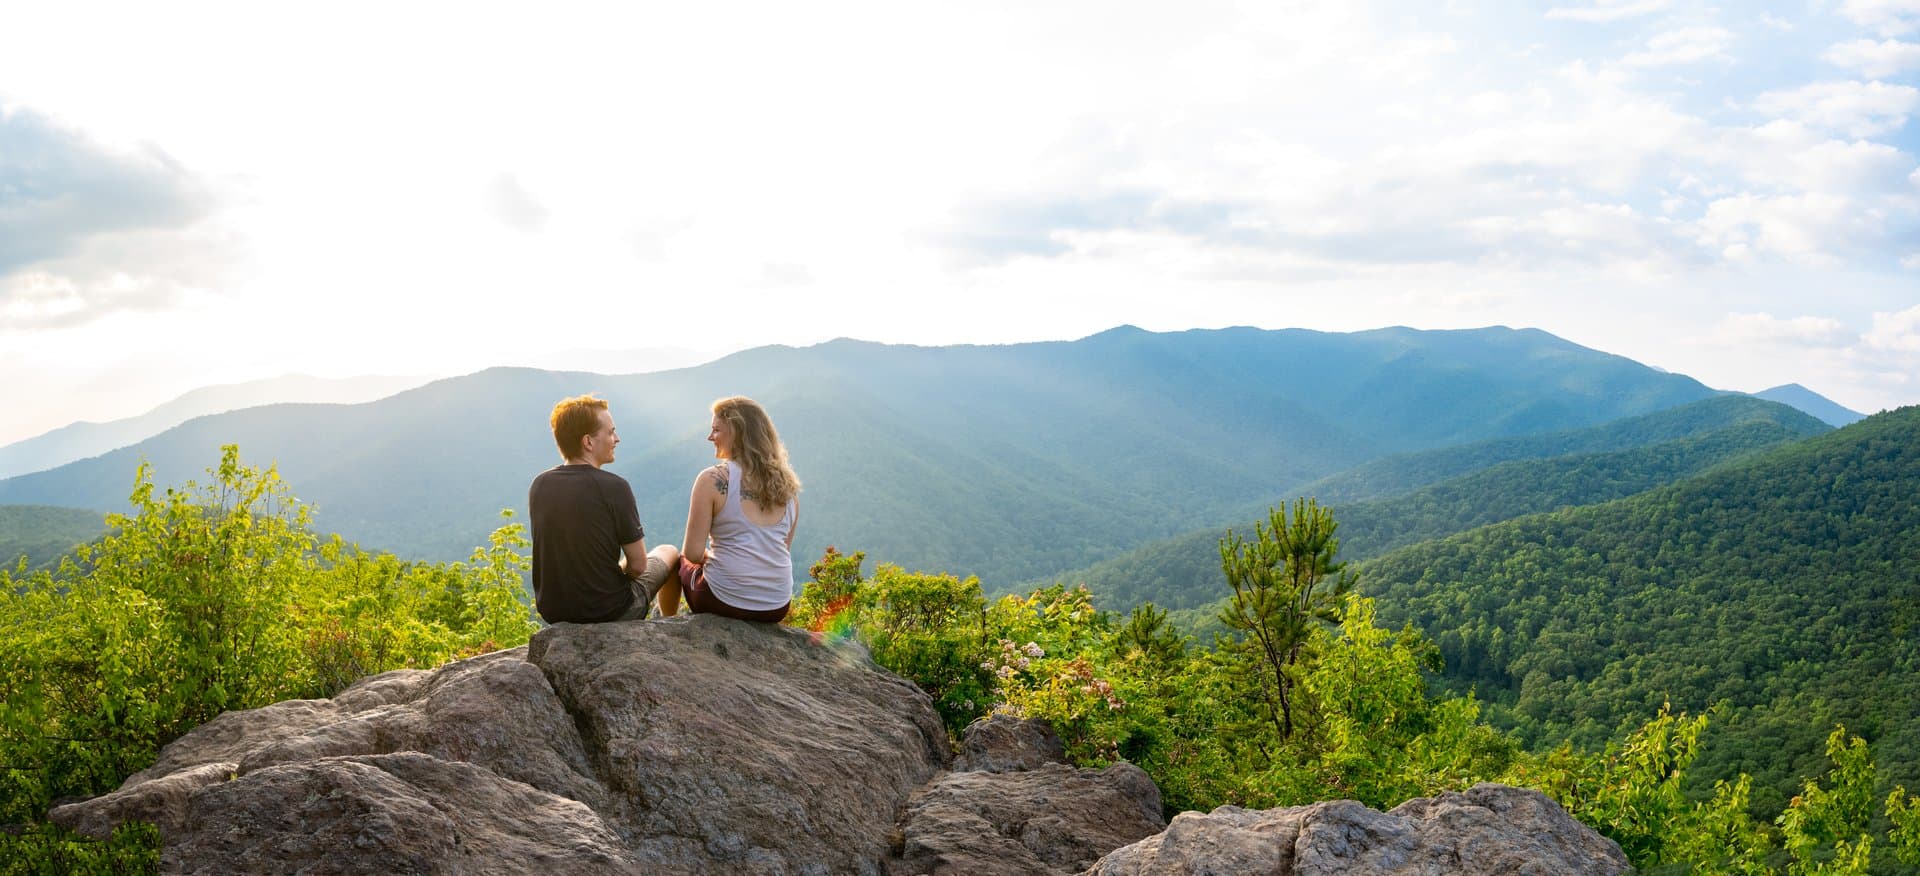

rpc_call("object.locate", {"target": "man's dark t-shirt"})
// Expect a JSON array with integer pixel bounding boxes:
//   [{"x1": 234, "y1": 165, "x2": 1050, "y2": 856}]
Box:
[{"x1": 529, "y1": 464, "x2": 645, "y2": 623}]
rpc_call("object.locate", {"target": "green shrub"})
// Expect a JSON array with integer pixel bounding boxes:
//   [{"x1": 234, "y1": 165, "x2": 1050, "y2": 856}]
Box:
[{"x1": 0, "y1": 447, "x2": 537, "y2": 869}]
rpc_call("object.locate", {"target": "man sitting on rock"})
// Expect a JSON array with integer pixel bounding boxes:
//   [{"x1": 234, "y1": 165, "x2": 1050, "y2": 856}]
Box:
[{"x1": 528, "y1": 394, "x2": 680, "y2": 624}]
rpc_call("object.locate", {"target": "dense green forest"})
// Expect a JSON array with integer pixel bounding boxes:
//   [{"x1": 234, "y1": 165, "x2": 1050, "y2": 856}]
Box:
[
  {"x1": 798, "y1": 519, "x2": 1920, "y2": 874},
  {"x1": 1297, "y1": 393, "x2": 1830, "y2": 505},
  {"x1": 0, "y1": 505, "x2": 107, "y2": 571},
  {"x1": 1045, "y1": 395, "x2": 1826, "y2": 611},
  {"x1": 0, "y1": 326, "x2": 1720, "y2": 587},
  {"x1": 1362, "y1": 405, "x2": 1920, "y2": 818}
]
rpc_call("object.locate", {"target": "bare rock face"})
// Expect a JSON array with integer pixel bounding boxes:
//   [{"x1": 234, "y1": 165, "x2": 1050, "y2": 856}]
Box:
[
  {"x1": 1083, "y1": 783, "x2": 1631, "y2": 876},
  {"x1": 888, "y1": 715, "x2": 1165, "y2": 875},
  {"x1": 52, "y1": 616, "x2": 952, "y2": 874},
  {"x1": 527, "y1": 614, "x2": 951, "y2": 871},
  {"x1": 948, "y1": 713, "x2": 1069, "y2": 773}
]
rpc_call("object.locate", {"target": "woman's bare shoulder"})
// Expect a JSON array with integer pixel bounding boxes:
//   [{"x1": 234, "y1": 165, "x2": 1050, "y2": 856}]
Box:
[{"x1": 695, "y1": 463, "x2": 730, "y2": 495}]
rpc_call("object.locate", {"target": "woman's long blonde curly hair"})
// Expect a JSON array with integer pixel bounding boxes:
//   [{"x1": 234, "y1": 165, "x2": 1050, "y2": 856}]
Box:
[{"x1": 713, "y1": 396, "x2": 801, "y2": 509}]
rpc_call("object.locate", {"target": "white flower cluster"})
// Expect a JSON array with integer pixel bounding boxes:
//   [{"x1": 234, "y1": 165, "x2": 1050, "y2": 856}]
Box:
[{"x1": 982, "y1": 639, "x2": 1046, "y2": 678}]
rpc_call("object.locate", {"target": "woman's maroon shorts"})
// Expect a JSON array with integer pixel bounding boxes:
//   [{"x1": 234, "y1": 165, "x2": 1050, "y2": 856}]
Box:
[{"x1": 676, "y1": 558, "x2": 790, "y2": 623}]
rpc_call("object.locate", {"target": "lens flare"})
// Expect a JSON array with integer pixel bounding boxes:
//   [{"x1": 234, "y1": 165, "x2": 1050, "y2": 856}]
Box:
[{"x1": 805, "y1": 594, "x2": 859, "y2": 645}]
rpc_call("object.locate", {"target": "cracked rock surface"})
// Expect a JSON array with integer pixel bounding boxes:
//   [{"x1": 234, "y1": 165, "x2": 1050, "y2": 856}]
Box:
[{"x1": 54, "y1": 616, "x2": 951, "y2": 874}]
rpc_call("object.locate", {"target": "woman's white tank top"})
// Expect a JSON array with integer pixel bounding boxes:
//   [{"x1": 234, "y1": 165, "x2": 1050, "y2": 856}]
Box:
[{"x1": 703, "y1": 460, "x2": 795, "y2": 610}]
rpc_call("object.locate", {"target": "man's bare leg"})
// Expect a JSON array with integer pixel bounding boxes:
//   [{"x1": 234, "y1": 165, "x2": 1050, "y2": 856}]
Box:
[{"x1": 654, "y1": 545, "x2": 684, "y2": 616}]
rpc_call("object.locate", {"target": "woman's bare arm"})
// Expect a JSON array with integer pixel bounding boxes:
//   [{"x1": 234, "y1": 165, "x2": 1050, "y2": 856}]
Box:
[{"x1": 682, "y1": 464, "x2": 725, "y2": 563}]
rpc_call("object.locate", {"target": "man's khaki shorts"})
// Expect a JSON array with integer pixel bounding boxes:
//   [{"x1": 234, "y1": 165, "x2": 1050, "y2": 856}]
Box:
[{"x1": 615, "y1": 555, "x2": 673, "y2": 621}]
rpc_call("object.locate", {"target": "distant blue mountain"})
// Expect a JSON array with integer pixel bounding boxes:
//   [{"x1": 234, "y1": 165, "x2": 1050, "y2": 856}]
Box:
[
  {"x1": 0, "y1": 325, "x2": 1722, "y2": 588},
  {"x1": 0, "y1": 374, "x2": 430, "y2": 480},
  {"x1": 1751, "y1": 383, "x2": 1866, "y2": 427}
]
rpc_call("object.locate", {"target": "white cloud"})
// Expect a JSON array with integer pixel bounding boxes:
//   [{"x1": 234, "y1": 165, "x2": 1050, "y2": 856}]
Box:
[
  {"x1": 1545, "y1": 0, "x2": 1669, "y2": 22},
  {"x1": 0, "y1": 224, "x2": 241, "y2": 331},
  {"x1": 0, "y1": 105, "x2": 215, "y2": 275},
  {"x1": 1693, "y1": 193, "x2": 1867, "y2": 263},
  {"x1": 1841, "y1": 0, "x2": 1920, "y2": 37},
  {"x1": 1865, "y1": 304, "x2": 1920, "y2": 351},
  {"x1": 760, "y1": 262, "x2": 814, "y2": 287},
  {"x1": 1823, "y1": 38, "x2": 1920, "y2": 77},
  {"x1": 1709, "y1": 312, "x2": 1855, "y2": 348},
  {"x1": 486, "y1": 173, "x2": 549, "y2": 234},
  {"x1": 1622, "y1": 27, "x2": 1734, "y2": 67},
  {"x1": 1724, "y1": 126, "x2": 1913, "y2": 193},
  {"x1": 1751, "y1": 80, "x2": 1920, "y2": 137}
]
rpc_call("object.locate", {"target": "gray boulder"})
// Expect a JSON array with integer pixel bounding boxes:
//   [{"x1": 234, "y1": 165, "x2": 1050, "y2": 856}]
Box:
[
  {"x1": 949, "y1": 713, "x2": 1069, "y2": 773},
  {"x1": 889, "y1": 715, "x2": 1166, "y2": 874},
  {"x1": 1083, "y1": 782, "x2": 1631, "y2": 875},
  {"x1": 54, "y1": 616, "x2": 953, "y2": 873}
]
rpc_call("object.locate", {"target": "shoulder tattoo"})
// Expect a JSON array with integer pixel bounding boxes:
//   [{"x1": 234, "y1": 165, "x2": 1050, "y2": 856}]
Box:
[{"x1": 709, "y1": 466, "x2": 729, "y2": 496}]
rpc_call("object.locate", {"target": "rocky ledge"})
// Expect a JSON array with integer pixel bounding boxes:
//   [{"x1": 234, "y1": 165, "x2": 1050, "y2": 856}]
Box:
[{"x1": 52, "y1": 616, "x2": 1626, "y2": 874}]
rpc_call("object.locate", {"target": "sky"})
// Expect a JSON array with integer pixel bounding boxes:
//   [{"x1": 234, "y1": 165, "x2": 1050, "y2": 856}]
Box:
[{"x1": 2, "y1": 0, "x2": 1918, "y2": 446}]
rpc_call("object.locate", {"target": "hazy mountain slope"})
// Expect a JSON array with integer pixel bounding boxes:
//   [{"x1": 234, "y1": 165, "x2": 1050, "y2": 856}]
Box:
[
  {"x1": 0, "y1": 374, "x2": 430, "y2": 480},
  {"x1": 1040, "y1": 396, "x2": 1827, "y2": 610},
  {"x1": 0, "y1": 326, "x2": 1720, "y2": 587},
  {"x1": 0, "y1": 505, "x2": 106, "y2": 570},
  {"x1": 1296, "y1": 393, "x2": 1819, "y2": 506},
  {"x1": 1752, "y1": 383, "x2": 1866, "y2": 427},
  {"x1": 1361, "y1": 405, "x2": 1920, "y2": 815}
]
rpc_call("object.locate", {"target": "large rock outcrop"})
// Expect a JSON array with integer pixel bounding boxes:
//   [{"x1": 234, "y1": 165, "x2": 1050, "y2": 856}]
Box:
[
  {"x1": 50, "y1": 617, "x2": 1160, "y2": 874},
  {"x1": 55, "y1": 617, "x2": 956, "y2": 873},
  {"x1": 51, "y1": 616, "x2": 1627, "y2": 874},
  {"x1": 1084, "y1": 783, "x2": 1631, "y2": 875}
]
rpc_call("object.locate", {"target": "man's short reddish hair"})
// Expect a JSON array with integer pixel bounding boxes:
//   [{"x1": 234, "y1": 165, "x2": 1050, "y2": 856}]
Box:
[{"x1": 550, "y1": 395, "x2": 609, "y2": 460}]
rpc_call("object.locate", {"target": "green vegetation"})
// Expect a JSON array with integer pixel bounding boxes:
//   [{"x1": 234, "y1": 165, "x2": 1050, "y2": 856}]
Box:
[
  {"x1": 1362, "y1": 405, "x2": 1920, "y2": 818},
  {"x1": 0, "y1": 505, "x2": 107, "y2": 572},
  {"x1": 1052, "y1": 396, "x2": 1824, "y2": 612},
  {"x1": 1218, "y1": 499, "x2": 1354, "y2": 741},
  {"x1": 0, "y1": 447, "x2": 538, "y2": 870},
  {"x1": 810, "y1": 511, "x2": 1920, "y2": 872}
]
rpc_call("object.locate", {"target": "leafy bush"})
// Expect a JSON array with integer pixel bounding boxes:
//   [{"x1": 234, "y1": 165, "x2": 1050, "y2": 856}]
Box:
[{"x1": 0, "y1": 447, "x2": 537, "y2": 870}]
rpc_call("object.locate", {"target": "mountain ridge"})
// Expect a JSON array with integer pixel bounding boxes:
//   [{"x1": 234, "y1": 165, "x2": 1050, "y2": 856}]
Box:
[
  {"x1": 0, "y1": 325, "x2": 1722, "y2": 588},
  {"x1": 1033, "y1": 394, "x2": 1829, "y2": 609},
  {"x1": 1751, "y1": 383, "x2": 1865, "y2": 427},
  {"x1": 0, "y1": 374, "x2": 433, "y2": 481}
]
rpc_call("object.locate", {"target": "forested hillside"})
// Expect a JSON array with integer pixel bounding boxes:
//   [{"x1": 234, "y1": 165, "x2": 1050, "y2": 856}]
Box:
[
  {"x1": 0, "y1": 505, "x2": 106, "y2": 571},
  {"x1": 0, "y1": 325, "x2": 1718, "y2": 587},
  {"x1": 1044, "y1": 395, "x2": 1825, "y2": 610},
  {"x1": 1299, "y1": 393, "x2": 1823, "y2": 505},
  {"x1": 1363, "y1": 405, "x2": 1920, "y2": 815}
]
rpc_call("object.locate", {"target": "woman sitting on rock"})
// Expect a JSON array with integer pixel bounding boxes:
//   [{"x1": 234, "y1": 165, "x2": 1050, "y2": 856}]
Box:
[{"x1": 658, "y1": 395, "x2": 799, "y2": 622}]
